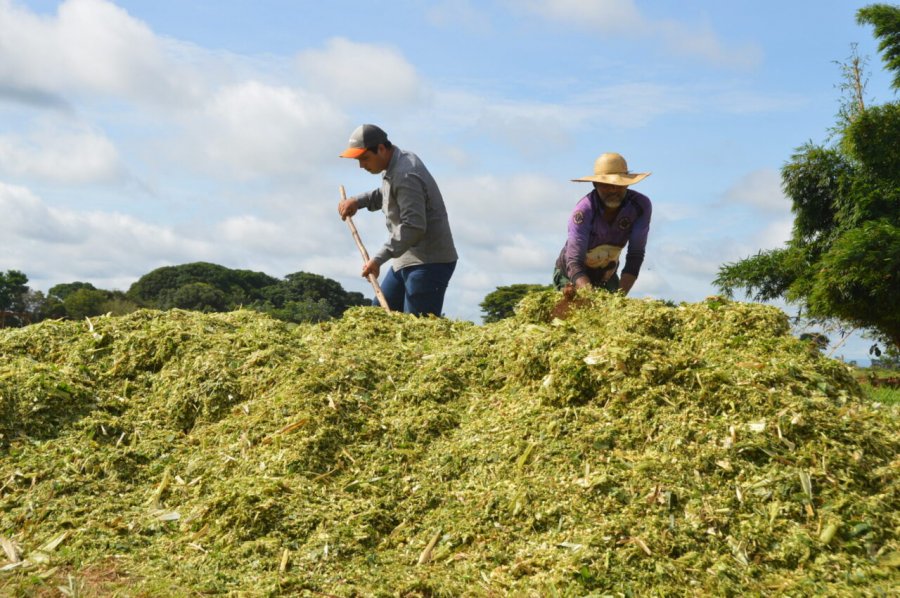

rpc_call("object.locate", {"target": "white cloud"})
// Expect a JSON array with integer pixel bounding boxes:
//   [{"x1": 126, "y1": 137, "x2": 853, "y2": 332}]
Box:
[
  {"x1": 652, "y1": 18, "x2": 761, "y2": 69},
  {"x1": 757, "y1": 218, "x2": 793, "y2": 249},
  {"x1": 0, "y1": 0, "x2": 200, "y2": 106},
  {"x1": 442, "y1": 174, "x2": 571, "y2": 252},
  {"x1": 0, "y1": 181, "x2": 64, "y2": 242},
  {"x1": 571, "y1": 83, "x2": 695, "y2": 126},
  {"x1": 514, "y1": 0, "x2": 761, "y2": 69},
  {"x1": 218, "y1": 215, "x2": 291, "y2": 249},
  {"x1": 428, "y1": 82, "x2": 799, "y2": 157},
  {"x1": 497, "y1": 234, "x2": 555, "y2": 270},
  {"x1": 216, "y1": 212, "x2": 339, "y2": 258},
  {"x1": 186, "y1": 81, "x2": 346, "y2": 179},
  {"x1": 0, "y1": 181, "x2": 211, "y2": 290},
  {"x1": 629, "y1": 267, "x2": 670, "y2": 297},
  {"x1": 0, "y1": 124, "x2": 123, "y2": 183},
  {"x1": 665, "y1": 246, "x2": 725, "y2": 278},
  {"x1": 296, "y1": 37, "x2": 428, "y2": 108},
  {"x1": 426, "y1": 0, "x2": 492, "y2": 34},
  {"x1": 721, "y1": 168, "x2": 791, "y2": 213},
  {"x1": 518, "y1": 0, "x2": 642, "y2": 30}
]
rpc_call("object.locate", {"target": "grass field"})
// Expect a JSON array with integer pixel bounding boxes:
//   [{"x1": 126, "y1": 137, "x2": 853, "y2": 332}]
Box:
[{"x1": 858, "y1": 367, "x2": 900, "y2": 405}]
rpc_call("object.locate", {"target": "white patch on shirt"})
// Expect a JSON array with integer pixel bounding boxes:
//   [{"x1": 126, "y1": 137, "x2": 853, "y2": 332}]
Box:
[{"x1": 585, "y1": 244, "x2": 622, "y2": 269}]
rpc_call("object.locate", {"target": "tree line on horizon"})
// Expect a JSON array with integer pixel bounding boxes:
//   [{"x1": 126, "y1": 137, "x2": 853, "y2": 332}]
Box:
[{"x1": 0, "y1": 262, "x2": 368, "y2": 327}]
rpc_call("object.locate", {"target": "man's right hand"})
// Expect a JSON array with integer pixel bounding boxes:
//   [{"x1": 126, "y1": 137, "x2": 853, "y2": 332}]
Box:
[
  {"x1": 338, "y1": 198, "x2": 359, "y2": 220},
  {"x1": 361, "y1": 259, "x2": 380, "y2": 280},
  {"x1": 574, "y1": 276, "x2": 591, "y2": 290}
]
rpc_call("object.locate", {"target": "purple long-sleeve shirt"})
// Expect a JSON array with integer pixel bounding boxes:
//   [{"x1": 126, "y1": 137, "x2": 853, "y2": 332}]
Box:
[{"x1": 555, "y1": 188, "x2": 652, "y2": 284}]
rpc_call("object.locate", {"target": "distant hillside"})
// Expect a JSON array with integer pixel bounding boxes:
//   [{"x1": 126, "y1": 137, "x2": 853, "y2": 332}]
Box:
[{"x1": 1, "y1": 291, "x2": 897, "y2": 595}]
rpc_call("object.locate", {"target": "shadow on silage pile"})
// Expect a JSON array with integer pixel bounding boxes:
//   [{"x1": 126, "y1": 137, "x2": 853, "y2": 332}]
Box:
[{"x1": 1, "y1": 292, "x2": 897, "y2": 596}]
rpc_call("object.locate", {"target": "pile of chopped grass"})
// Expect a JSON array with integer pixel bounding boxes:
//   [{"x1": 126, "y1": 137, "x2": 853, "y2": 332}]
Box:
[{"x1": 1, "y1": 291, "x2": 897, "y2": 596}]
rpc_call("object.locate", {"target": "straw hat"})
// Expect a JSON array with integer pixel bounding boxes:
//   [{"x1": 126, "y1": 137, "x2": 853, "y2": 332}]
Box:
[{"x1": 572, "y1": 153, "x2": 650, "y2": 186}]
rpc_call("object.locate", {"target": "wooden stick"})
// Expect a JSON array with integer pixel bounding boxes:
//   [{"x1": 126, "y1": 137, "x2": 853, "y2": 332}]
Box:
[{"x1": 340, "y1": 185, "x2": 391, "y2": 311}]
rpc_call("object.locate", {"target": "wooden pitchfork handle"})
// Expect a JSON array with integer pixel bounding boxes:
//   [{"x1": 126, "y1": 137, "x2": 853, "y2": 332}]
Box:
[{"x1": 340, "y1": 185, "x2": 391, "y2": 312}]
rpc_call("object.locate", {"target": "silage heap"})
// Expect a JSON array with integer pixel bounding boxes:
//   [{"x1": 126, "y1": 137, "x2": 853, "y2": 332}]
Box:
[{"x1": 0, "y1": 291, "x2": 897, "y2": 596}]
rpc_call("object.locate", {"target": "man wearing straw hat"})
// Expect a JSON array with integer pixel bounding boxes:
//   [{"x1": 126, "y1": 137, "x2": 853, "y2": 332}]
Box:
[
  {"x1": 553, "y1": 152, "x2": 652, "y2": 295},
  {"x1": 338, "y1": 124, "x2": 458, "y2": 316}
]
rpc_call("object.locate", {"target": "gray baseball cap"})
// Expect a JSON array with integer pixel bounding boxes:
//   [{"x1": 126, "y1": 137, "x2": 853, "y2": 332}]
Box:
[{"x1": 339, "y1": 124, "x2": 389, "y2": 158}]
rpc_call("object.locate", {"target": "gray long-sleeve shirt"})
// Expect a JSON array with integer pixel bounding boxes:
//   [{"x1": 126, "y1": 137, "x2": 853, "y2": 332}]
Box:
[{"x1": 353, "y1": 147, "x2": 458, "y2": 270}]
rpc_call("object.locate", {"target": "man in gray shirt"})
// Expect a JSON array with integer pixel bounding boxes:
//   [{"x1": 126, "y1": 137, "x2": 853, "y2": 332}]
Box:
[{"x1": 338, "y1": 124, "x2": 458, "y2": 316}]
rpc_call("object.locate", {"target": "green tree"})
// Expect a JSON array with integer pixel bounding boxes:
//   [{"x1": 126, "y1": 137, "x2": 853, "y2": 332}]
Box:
[
  {"x1": 715, "y1": 4, "x2": 900, "y2": 351},
  {"x1": 0, "y1": 270, "x2": 28, "y2": 310},
  {"x1": 127, "y1": 262, "x2": 278, "y2": 310},
  {"x1": 125, "y1": 262, "x2": 364, "y2": 323},
  {"x1": 262, "y1": 271, "x2": 367, "y2": 318},
  {"x1": 170, "y1": 282, "x2": 228, "y2": 312},
  {"x1": 858, "y1": 4, "x2": 900, "y2": 90},
  {"x1": 20, "y1": 289, "x2": 51, "y2": 323},
  {"x1": 252, "y1": 271, "x2": 367, "y2": 323},
  {"x1": 480, "y1": 284, "x2": 552, "y2": 323},
  {"x1": 0, "y1": 270, "x2": 29, "y2": 327},
  {"x1": 266, "y1": 299, "x2": 334, "y2": 323},
  {"x1": 35, "y1": 294, "x2": 66, "y2": 321},
  {"x1": 100, "y1": 291, "x2": 140, "y2": 316},
  {"x1": 64, "y1": 288, "x2": 111, "y2": 320},
  {"x1": 48, "y1": 281, "x2": 97, "y2": 301}
]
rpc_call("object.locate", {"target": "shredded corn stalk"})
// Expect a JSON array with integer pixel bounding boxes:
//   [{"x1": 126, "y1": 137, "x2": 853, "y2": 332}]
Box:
[{"x1": 0, "y1": 291, "x2": 897, "y2": 595}]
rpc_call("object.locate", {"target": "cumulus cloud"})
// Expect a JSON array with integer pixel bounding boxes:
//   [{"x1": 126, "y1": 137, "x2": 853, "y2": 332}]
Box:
[
  {"x1": 0, "y1": 174, "x2": 366, "y2": 298},
  {"x1": 0, "y1": 0, "x2": 200, "y2": 107},
  {"x1": 497, "y1": 234, "x2": 555, "y2": 270},
  {"x1": 185, "y1": 81, "x2": 346, "y2": 179},
  {"x1": 296, "y1": 38, "x2": 427, "y2": 108},
  {"x1": 570, "y1": 83, "x2": 695, "y2": 127},
  {"x1": 0, "y1": 125, "x2": 123, "y2": 183},
  {"x1": 0, "y1": 181, "x2": 69, "y2": 242},
  {"x1": 215, "y1": 212, "x2": 339, "y2": 258},
  {"x1": 0, "y1": 84, "x2": 71, "y2": 111},
  {"x1": 629, "y1": 266, "x2": 670, "y2": 297},
  {"x1": 426, "y1": 0, "x2": 492, "y2": 34},
  {"x1": 518, "y1": 0, "x2": 642, "y2": 30},
  {"x1": 0, "y1": 181, "x2": 211, "y2": 289},
  {"x1": 514, "y1": 0, "x2": 761, "y2": 69},
  {"x1": 756, "y1": 218, "x2": 793, "y2": 249},
  {"x1": 442, "y1": 173, "x2": 571, "y2": 253},
  {"x1": 664, "y1": 245, "x2": 726, "y2": 278},
  {"x1": 721, "y1": 168, "x2": 791, "y2": 213},
  {"x1": 652, "y1": 18, "x2": 761, "y2": 69},
  {"x1": 429, "y1": 81, "x2": 798, "y2": 156}
]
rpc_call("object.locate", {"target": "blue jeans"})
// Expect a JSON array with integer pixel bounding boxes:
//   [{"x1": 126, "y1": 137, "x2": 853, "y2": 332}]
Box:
[{"x1": 376, "y1": 261, "x2": 457, "y2": 316}]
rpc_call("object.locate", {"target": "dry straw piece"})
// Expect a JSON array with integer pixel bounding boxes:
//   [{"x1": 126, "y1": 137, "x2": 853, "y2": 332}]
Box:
[{"x1": 0, "y1": 292, "x2": 897, "y2": 595}]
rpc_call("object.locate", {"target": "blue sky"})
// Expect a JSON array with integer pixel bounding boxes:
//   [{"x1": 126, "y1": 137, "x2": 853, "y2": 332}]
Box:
[{"x1": 0, "y1": 0, "x2": 894, "y2": 363}]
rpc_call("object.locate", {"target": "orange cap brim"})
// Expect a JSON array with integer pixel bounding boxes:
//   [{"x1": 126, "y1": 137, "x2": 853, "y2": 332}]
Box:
[{"x1": 339, "y1": 147, "x2": 367, "y2": 158}]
